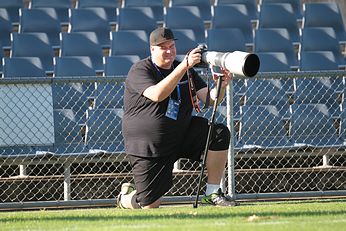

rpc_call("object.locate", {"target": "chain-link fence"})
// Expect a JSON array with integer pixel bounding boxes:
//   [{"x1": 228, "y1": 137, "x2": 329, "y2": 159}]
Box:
[{"x1": 0, "y1": 72, "x2": 346, "y2": 209}]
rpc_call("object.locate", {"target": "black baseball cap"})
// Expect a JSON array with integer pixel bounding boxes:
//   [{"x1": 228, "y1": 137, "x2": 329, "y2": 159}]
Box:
[{"x1": 149, "y1": 27, "x2": 177, "y2": 46}]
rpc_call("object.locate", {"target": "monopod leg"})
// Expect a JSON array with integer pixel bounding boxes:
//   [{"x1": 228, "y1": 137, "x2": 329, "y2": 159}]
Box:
[{"x1": 193, "y1": 73, "x2": 224, "y2": 208}]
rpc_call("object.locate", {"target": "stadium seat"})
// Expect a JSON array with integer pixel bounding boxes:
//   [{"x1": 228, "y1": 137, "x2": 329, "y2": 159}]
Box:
[
  {"x1": 76, "y1": 0, "x2": 122, "y2": 25},
  {"x1": 289, "y1": 103, "x2": 343, "y2": 148},
  {"x1": 164, "y1": 6, "x2": 206, "y2": 44},
  {"x1": 19, "y1": 8, "x2": 62, "y2": 49},
  {"x1": 257, "y1": 3, "x2": 300, "y2": 45},
  {"x1": 28, "y1": 0, "x2": 72, "y2": 25},
  {"x1": 116, "y1": 7, "x2": 157, "y2": 35},
  {"x1": 35, "y1": 109, "x2": 88, "y2": 155},
  {"x1": 110, "y1": 30, "x2": 150, "y2": 58},
  {"x1": 260, "y1": 0, "x2": 302, "y2": 20},
  {"x1": 0, "y1": 8, "x2": 12, "y2": 50},
  {"x1": 299, "y1": 51, "x2": 339, "y2": 71},
  {"x1": 54, "y1": 56, "x2": 96, "y2": 77},
  {"x1": 53, "y1": 56, "x2": 96, "y2": 124},
  {"x1": 237, "y1": 105, "x2": 293, "y2": 149},
  {"x1": 69, "y1": 8, "x2": 112, "y2": 49},
  {"x1": 172, "y1": 29, "x2": 205, "y2": 61},
  {"x1": 53, "y1": 109, "x2": 85, "y2": 145},
  {"x1": 96, "y1": 55, "x2": 140, "y2": 109},
  {"x1": 244, "y1": 78, "x2": 290, "y2": 118},
  {"x1": 10, "y1": 32, "x2": 55, "y2": 74},
  {"x1": 299, "y1": 50, "x2": 343, "y2": 93},
  {"x1": 214, "y1": 0, "x2": 259, "y2": 21},
  {"x1": 302, "y1": 2, "x2": 346, "y2": 43},
  {"x1": 257, "y1": 52, "x2": 291, "y2": 72},
  {"x1": 206, "y1": 28, "x2": 247, "y2": 52},
  {"x1": 254, "y1": 28, "x2": 298, "y2": 69},
  {"x1": 256, "y1": 52, "x2": 294, "y2": 94},
  {"x1": 122, "y1": 0, "x2": 164, "y2": 23},
  {"x1": 168, "y1": 0, "x2": 212, "y2": 22},
  {"x1": 104, "y1": 55, "x2": 140, "y2": 76},
  {"x1": 293, "y1": 76, "x2": 341, "y2": 118},
  {"x1": 60, "y1": 32, "x2": 104, "y2": 73},
  {"x1": 0, "y1": 0, "x2": 24, "y2": 26},
  {"x1": 86, "y1": 108, "x2": 124, "y2": 153},
  {"x1": 211, "y1": 5, "x2": 254, "y2": 46},
  {"x1": 3, "y1": 57, "x2": 46, "y2": 78},
  {"x1": 299, "y1": 27, "x2": 346, "y2": 68}
]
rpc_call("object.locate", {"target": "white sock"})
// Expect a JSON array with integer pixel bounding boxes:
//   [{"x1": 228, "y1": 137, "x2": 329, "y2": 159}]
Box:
[{"x1": 205, "y1": 183, "x2": 220, "y2": 196}]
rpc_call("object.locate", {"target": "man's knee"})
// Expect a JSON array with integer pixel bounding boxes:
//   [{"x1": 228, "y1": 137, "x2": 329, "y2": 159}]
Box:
[{"x1": 209, "y1": 123, "x2": 230, "y2": 151}]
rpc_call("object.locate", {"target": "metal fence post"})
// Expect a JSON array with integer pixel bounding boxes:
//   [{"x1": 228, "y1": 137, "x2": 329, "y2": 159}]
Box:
[{"x1": 226, "y1": 80, "x2": 236, "y2": 200}]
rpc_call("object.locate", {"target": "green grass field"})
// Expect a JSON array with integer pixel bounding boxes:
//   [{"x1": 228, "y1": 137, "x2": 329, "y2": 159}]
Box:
[{"x1": 1, "y1": 199, "x2": 345, "y2": 231}]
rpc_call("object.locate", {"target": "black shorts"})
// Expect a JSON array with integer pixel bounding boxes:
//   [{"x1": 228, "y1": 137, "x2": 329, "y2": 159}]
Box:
[{"x1": 128, "y1": 116, "x2": 230, "y2": 207}]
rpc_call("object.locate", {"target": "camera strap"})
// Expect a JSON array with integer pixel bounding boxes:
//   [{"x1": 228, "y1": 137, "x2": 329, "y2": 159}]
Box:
[{"x1": 186, "y1": 57, "x2": 201, "y2": 113}]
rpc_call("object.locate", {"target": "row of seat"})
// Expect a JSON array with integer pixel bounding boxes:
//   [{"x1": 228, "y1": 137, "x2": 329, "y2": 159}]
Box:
[
  {"x1": 2, "y1": 100, "x2": 346, "y2": 156},
  {"x1": 0, "y1": 0, "x2": 306, "y2": 25},
  {"x1": 235, "y1": 103, "x2": 346, "y2": 150},
  {"x1": 1, "y1": 2, "x2": 345, "y2": 48},
  {"x1": 0, "y1": 26, "x2": 344, "y2": 78}
]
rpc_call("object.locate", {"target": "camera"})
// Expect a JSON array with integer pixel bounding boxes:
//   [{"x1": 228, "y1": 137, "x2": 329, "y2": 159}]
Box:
[{"x1": 196, "y1": 43, "x2": 260, "y2": 77}]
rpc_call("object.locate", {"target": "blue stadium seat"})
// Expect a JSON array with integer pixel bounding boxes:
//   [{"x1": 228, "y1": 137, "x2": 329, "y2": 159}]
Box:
[
  {"x1": 0, "y1": 8, "x2": 12, "y2": 50},
  {"x1": 104, "y1": 55, "x2": 140, "y2": 76},
  {"x1": 172, "y1": 29, "x2": 205, "y2": 60},
  {"x1": 76, "y1": 0, "x2": 121, "y2": 25},
  {"x1": 206, "y1": 28, "x2": 247, "y2": 52},
  {"x1": 29, "y1": 0, "x2": 72, "y2": 25},
  {"x1": 256, "y1": 52, "x2": 294, "y2": 94},
  {"x1": 86, "y1": 108, "x2": 124, "y2": 153},
  {"x1": 11, "y1": 32, "x2": 55, "y2": 74},
  {"x1": 300, "y1": 27, "x2": 345, "y2": 68},
  {"x1": 290, "y1": 103, "x2": 343, "y2": 148},
  {"x1": 169, "y1": 0, "x2": 212, "y2": 22},
  {"x1": 110, "y1": 30, "x2": 150, "y2": 58},
  {"x1": 19, "y1": 8, "x2": 62, "y2": 49},
  {"x1": 254, "y1": 28, "x2": 298, "y2": 69},
  {"x1": 35, "y1": 109, "x2": 88, "y2": 155},
  {"x1": 0, "y1": 0, "x2": 24, "y2": 25},
  {"x1": 214, "y1": 0, "x2": 258, "y2": 21},
  {"x1": 299, "y1": 51, "x2": 339, "y2": 71},
  {"x1": 257, "y1": 3, "x2": 300, "y2": 44},
  {"x1": 60, "y1": 32, "x2": 104, "y2": 73},
  {"x1": 122, "y1": 0, "x2": 164, "y2": 22},
  {"x1": 299, "y1": 51, "x2": 342, "y2": 93},
  {"x1": 3, "y1": 57, "x2": 46, "y2": 78},
  {"x1": 302, "y1": 2, "x2": 346, "y2": 43},
  {"x1": 211, "y1": 5, "x2": 254, "y2": 46},
  {"x1": 94, "y1": 55, "x2": 140, "y2": 109},
  {"x1": 244, "y1": 78, "x2": 290, "y2": 118},
  {"x1": 257, "y1": 52, "x2": 291, "y2": 72},
  {"x1": 117, "y1": 7, "x2": 157, "y2": 35},
  {"x1": 53, "y1": 56, "x2": 96, "y2": 124},
  {"x1": 69, "y1": 8, "x2": 112, "y2": 49},
  {"x1": 260, "y1": 0, "x2": 302, "y2": 20},
  {"x1": 293, "y1": 76, "x2": 341, "y2": 118},
  {"x1": 164, "y1": 6, "x2": 206, "y2": 44},
  {"x1": 54, "y1": 56, "x2": 96, "y2": 77},
  {"x1": 237, "y1": 105, "x2": 293, "y2": 149}
]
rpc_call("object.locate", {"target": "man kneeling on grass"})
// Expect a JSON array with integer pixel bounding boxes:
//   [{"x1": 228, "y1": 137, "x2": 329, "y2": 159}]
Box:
[{"x1": 118, "y1": 27, "x2": 238, "y2": 209}]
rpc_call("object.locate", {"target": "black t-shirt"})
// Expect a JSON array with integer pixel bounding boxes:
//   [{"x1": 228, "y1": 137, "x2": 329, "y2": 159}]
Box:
[{"x1": 122, "y1": 57, "x2": 207, "y2": 158}]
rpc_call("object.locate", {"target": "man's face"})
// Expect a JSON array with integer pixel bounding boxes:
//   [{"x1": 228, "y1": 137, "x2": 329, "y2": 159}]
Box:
[{"x1": 151, "y1": 40, "x2": 176, "y2": 68}]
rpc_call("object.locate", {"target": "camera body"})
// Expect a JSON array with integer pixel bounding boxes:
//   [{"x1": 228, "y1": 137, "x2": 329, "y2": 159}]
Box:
[{"x1": 196, "y1": 43, "x2": 260, "y2": 77}]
